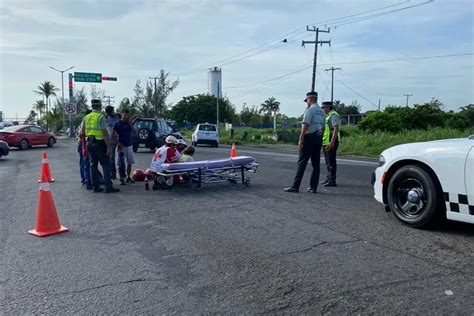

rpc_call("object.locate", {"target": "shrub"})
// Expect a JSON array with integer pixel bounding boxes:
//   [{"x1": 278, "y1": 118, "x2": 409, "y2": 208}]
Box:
[{"x1": 358, "y1": 111, "x2": 404, "y2": 133}]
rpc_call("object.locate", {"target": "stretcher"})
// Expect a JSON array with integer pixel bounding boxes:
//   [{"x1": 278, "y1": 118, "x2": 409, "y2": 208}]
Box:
[{"x1": 148, "y1": 156, "x2": 258, "y2": 190}]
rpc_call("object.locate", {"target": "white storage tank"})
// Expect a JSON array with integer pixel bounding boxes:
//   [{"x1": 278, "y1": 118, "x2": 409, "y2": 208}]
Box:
[{"x1": 208, "y1": 67, "x2": 222, "y2": 98}]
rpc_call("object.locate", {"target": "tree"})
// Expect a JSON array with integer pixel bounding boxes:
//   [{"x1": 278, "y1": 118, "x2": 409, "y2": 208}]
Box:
[
  {"x1": 25, "y1": 110, "x2": 37, "y2": 125},
  {"x1": 169, "y1": 94, "x2": 236, "y2": 125},
  {"x1": 33, "y1": 100, "x2": 46, "y2": 123},
  {"x1": 333, "y1": 99, "x2": 360, "y2": 116},
  {"x1": 44, "y1": 104, "x2": 63, "y2": 133},
  {"x1": 90, "y1": 85, "x2": 105, "y2": 100},
  {"x1": 239, "y1": 105, "x2": 262, "y2": 127},
  {"x1": 117, "y1": 97, "x2": 132, "y2": 114},
  {"x1": 74, "y1": 87, "x2": 89, "y2": 114},
  {"x1": 146, "y1": 70, "x2": 179, "y2": 116},
  {"x1": 259, "y1": 97, "x2": 280, "y2": 115},
  {"x1": 34, "y1": 81, "x2": 59, "y2": 130}
]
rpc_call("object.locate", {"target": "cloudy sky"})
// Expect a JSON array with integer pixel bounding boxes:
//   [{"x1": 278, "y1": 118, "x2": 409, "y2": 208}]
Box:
[{"x1": 0, "y1": 0, "x2": 472, "y2": 119}]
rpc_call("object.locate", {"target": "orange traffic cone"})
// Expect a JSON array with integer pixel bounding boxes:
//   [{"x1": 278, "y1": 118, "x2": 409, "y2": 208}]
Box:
[
  {"x1": 38, "y1": 151, "x2": 54, "y2": 183},
  {"x1": 29, "y1": 174, "x2": 68, "y2": 237},
  {"x1": 230, "y1": 143, "x2": 238, "y2": 158}
]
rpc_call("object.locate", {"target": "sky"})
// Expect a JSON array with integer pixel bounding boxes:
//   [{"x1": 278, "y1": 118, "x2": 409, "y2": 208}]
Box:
[{"x1": 0, "y1": 0, "x2": 473, "y2": 120}]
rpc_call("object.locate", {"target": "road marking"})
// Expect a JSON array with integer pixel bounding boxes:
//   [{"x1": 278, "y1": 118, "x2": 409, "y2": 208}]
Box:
[{"x1": 210, "y1": 147, "x2": 378, "y2": 166}]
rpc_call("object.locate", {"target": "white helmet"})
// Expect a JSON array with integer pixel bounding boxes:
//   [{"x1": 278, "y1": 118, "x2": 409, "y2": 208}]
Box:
[
  {"x1": 165, "y1": 135, "x2": 178, "y2": 144},
  {"x1": 177, "y1": 139, "x2": 187, "y2": 146}
]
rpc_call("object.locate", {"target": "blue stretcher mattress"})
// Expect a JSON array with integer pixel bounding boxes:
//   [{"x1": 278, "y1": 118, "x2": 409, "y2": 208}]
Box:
[{"x1": 160, "y1": 156, "x2": 256, "y2": 173}]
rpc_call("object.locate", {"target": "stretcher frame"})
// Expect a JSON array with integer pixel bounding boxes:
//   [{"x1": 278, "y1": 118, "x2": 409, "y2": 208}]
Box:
[{"x1": 148, "y1": 162, "x2": 258, "y2": 190}]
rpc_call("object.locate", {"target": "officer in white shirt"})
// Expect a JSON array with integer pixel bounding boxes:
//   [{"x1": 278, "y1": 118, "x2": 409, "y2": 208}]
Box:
[{"x1": 284, "y1": 91, "x2": 325, "y2": 193}]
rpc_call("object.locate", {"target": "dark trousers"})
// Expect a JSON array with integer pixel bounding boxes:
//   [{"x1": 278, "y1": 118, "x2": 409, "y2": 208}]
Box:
[
  {"x1": 323, "y1": 139, "x2": 339, "y2": 182},
  {"x1": 109, "y1": 143, "x2": 117, "y2": 177},
  {"x1": 292, "y1": 132, "x2": 323, "y2": 190},
  {"x1": 87, "y1": 140, "x2": 113, "y2": 190}
]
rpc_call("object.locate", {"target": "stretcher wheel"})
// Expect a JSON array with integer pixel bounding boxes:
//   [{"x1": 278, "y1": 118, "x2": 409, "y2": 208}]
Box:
[{"x1": 245, "y1": 179, "x2": 250, "y2": 187}]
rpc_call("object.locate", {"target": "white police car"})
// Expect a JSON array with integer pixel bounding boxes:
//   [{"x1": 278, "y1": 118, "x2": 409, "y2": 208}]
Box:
[{"x1": 372, "y1": 136, "x2": 474, "y2": 228}]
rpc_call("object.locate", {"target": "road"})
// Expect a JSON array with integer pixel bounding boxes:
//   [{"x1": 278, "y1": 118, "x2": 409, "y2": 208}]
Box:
[{"x1": 1, "y1": 140, "x2": 473, "y2": 314}]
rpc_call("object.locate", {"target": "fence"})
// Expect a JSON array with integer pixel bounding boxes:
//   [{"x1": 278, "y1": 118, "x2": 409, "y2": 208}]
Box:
[{"x1": 340, "y1": 114, "x2": 366, "y2": 125}]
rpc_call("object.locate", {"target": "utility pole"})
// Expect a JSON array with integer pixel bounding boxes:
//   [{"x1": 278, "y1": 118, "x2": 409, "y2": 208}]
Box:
[
  {"x1": 403, "y1": 94, "x2": 413, "y2": 107},
  {"x1": 324, "y1": 66, "x2": 341, "y2": 103},
  {"x1": 378, "y1": 99, "x2": 381, "y2": 111},
  {"x1": 103, "y1": 96, "x2": 115, "y2": 107},
  {"x1": 302, "y1": 26, "x2": 330, "y2": 92},
  {"x1": 49, "y1": 66, "x2": 74, "y2": 134},
  {"x1": 216, "y1": 82, "x2": 220, "y2": 134},
  {"x1": 149, "y1": 76, "x2": 159, "y2": 116}
]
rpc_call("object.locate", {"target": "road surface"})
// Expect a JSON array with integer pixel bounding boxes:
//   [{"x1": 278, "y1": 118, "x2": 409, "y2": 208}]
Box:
[{"x1": 1, "y1": 141, "x2": 473, "y2": 314}]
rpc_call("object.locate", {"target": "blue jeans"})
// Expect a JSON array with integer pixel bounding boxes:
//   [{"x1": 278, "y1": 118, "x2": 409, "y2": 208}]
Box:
[{"x1": 78, "y1": 142, "x2": 91, "y2": 185}]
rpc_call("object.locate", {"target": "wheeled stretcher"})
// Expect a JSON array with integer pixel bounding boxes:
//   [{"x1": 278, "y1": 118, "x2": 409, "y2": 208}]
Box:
[{"x1": 148, "y1": 156, "x2": 258, "y2": 190}]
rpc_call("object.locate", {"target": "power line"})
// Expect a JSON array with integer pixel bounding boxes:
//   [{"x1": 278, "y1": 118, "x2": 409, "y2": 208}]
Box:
[
  {"x1": 331, "y1": 1, "x2": 434, "y2": 28},
  {"x1": 176, "y1": 1, "x2": 426, "y2": 77},
  {"x1": 334, "y1": 77, "x2": 378, "y2": 108}
]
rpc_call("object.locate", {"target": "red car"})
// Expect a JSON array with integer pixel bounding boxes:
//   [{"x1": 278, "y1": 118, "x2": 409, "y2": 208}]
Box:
[{"x1": 0, "y1": 125, "x2": 56, "y2": 150}]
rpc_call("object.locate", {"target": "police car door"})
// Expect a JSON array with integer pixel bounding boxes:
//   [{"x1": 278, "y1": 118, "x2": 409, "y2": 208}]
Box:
[{"x1": 464, "y1": 143, "x2": 474, "y2": 222}]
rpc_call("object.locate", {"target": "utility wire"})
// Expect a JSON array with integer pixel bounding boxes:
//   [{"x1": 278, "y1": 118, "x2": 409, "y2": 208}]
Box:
[{"x1": 176, "y1": 1, "x2": 425, "y2": 77}]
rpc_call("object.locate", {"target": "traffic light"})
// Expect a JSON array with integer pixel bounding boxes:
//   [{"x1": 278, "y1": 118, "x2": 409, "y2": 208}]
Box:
[
  {"x1": 102, "y1": 76, "x2": 117, "y2": 81},
  {"x1": 68, "y1": 73, "x2": 74, "y2": 99}
]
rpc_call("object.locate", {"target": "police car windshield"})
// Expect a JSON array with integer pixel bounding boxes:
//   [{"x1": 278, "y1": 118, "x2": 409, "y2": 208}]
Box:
[{"x1": 199, "y1": 124, "x2": 216, "y2": 132}]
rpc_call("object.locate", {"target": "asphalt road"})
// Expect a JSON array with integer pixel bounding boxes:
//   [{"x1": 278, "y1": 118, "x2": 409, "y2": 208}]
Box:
[{"x1": 1, "y1": 140, "x2": 473, "y2": 314}]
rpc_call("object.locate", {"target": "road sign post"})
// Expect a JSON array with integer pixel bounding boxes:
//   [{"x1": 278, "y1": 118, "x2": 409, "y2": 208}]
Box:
[{"x1": 64, "y1": 103, "x2": 77, "y2": 138}]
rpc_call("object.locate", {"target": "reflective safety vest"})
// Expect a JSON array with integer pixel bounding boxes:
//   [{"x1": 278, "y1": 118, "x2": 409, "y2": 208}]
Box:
[
  {"x1": 323, "y1": 110, "x2": 340, "y2": 145},
  {"x1": 84, "y1": 111, "x2": 104, "y2": 140}
]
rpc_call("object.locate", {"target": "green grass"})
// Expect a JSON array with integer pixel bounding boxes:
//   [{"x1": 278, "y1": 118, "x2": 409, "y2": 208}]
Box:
[
  {"x1": 338, "y1": 127, "x2": 474, "y2": 157},
  {"x1": 180, "y1": 126, "x2": 473, "y2": 157}
]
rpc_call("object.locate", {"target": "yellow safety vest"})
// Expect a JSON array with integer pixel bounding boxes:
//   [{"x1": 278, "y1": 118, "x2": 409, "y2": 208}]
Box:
[
  {"x1": 84, "y1": 111, "x2": 104, "y2": 140},
  {"x1": 323, "y1": 110, "x2": 340, "y2": 145}
]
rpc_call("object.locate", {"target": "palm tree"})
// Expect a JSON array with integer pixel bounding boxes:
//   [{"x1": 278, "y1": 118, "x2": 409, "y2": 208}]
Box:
[
  {"x1": 260, "y1": 97, "x2": 281, "y2": 132},
  {"x1": 34, "y1": 81, "x2": 59, "y2": 130},
  {"x1": 259, "y1": 97, "x2": 280, "y2": 116},
  {"x1": 33, "y1": 100, "x2": 46, "y2": 124}
]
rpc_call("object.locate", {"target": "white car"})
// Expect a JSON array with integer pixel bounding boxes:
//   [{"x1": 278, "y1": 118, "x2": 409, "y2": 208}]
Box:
[
  {"x1": 372, "y1": 136, "x2": 474, "y2": 228},
  {"x1": 192, "y1": 123, "x2": 219, "y2": 147}
]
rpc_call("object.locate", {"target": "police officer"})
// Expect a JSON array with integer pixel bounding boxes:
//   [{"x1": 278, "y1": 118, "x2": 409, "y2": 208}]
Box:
[
  {"x1": 284, "y1": 91, "x2": 325, "y2": 193},
  {"x1": 321, "y1": 101, "x2": 340, "y2": 187},
  {"x1": 80, "y1": 99, "x2": 120, "y2": 193}
]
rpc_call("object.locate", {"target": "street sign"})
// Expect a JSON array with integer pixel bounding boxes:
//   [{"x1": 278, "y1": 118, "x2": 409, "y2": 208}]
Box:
[
  {"x1": 65, "y1": 103, "x2": 77, "y2": 115},
  {"x1": 74, "y1": 72, "x2": 102, "y2": 83},
  {"x1": 102, "y1": 76, "x2": 117, "y2": 81}
]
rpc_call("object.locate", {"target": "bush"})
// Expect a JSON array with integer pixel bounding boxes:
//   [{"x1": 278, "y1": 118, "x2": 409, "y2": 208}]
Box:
[{"x1": 359, "y1": 112, "x2": 404, "y2": 133}]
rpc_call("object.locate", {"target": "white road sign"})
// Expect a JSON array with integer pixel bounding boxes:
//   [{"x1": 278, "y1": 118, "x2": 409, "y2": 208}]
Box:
[{"x1": 65, "y1": 103, "x2": 77, "y2": 115}]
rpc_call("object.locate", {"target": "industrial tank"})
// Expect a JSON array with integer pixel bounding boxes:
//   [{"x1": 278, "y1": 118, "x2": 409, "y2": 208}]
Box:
[{"x1": 208, "y1": 67, "x2": 222, "y2": 98}]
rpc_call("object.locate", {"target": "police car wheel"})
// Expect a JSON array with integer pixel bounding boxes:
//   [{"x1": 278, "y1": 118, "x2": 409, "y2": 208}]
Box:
[{"x1": 387, "y1": 165, "x2": 443, "y2": 228}]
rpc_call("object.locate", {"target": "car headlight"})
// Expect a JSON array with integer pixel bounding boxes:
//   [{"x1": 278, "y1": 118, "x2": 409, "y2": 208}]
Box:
[
  {"x1": 155, "y1": 132, "x2": 160, "y2": 138},
  {"x1": 378, "y1": 154, "x2": 386, "y2": 167}
]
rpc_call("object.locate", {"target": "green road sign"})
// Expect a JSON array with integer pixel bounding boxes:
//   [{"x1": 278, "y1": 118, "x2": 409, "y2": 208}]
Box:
[{"x1": 74, "y1": 72, "x2": 102, "y2": 83}]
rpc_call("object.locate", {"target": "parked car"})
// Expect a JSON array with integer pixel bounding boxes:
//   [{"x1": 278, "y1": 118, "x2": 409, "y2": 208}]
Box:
[
  {"x1": 0, "y1": 125, "x2": 56, "y2": 150},
  {"x1": 192, "y1": 123, "x2": 219, "y2": 147},
  {"x1": 0, "y1": 140, "x2": 9, "y2": 157},
  {"x1": 131, "y1": 118, "x2": 182, "y2": 152},
  {"x1": 372, "y1": 136, "x2": 474, "y2": 228}
]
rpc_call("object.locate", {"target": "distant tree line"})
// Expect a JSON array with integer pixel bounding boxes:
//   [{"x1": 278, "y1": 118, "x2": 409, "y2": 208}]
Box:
[{"x1": 359, "y1": 99, "x2": 473, "y2": 133}]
